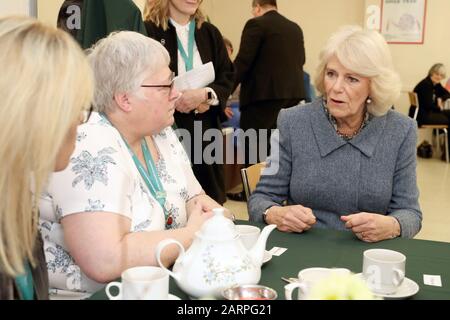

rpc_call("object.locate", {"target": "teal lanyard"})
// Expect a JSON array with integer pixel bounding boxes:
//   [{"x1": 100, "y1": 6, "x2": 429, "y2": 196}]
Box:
[
  {"x1": 99, "y1": 113, "x2": 173, "y2": 227},
  {"x1": 14, "y1": 261, "x2": 34, "y2": 300},
  {"x1": 176, "y1": 19, "x2": 196, "y2": 72}
]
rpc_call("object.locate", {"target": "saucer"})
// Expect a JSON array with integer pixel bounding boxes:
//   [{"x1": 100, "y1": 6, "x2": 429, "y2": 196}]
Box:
[
  {"x1": 263, "y1": 250, "x2": 272, "y2": 264},
  {"x1": 355, "y1": 273, "x2": 419, "y2": 299},
  {"x1": 169, "y1": 294, "x2": 181, "y2": 300}
]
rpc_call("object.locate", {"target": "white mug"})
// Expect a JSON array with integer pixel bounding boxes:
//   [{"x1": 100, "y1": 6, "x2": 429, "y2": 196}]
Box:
[
  {"x1": 106, "y1": 266, "x2": 169, "y2": 300},
  {"x1": 362, "y1": 249, "x2": 405, "y2": 295},
  {"x1": 285, "y1": 267, "x2": 351, "y2": 300},
  {"x1": 236, "y1": 225, "x2": 261, "y2": 250}
]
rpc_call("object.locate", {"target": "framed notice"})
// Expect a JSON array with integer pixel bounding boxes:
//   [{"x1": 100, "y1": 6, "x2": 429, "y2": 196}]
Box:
[{"x1": 380, "y1": 0, "x2": 427, "y2": 44}]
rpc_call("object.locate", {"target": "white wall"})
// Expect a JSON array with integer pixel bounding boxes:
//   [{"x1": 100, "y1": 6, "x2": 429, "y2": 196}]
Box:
[{"x1": 0, "y1": 0, "x2": 36, "y2": 17}]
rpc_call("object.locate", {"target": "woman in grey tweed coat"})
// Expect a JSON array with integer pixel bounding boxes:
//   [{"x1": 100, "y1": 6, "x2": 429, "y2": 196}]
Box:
[{"x1": 249, "y1": 26, "x2": 422, "y2": 243}]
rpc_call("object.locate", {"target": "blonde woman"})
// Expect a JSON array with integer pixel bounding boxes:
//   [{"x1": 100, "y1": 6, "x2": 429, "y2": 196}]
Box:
[
  {"x1": 0, "y1": 16, "x2": 93, "y2": 300},
  {"x1": 144, "y1": 0, "x2": 234, "y2": 204}
]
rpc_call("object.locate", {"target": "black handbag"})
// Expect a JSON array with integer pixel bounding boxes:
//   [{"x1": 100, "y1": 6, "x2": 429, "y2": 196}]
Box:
[{"x1": 417, "y1": 140, "x2": 433, "y2": 158}]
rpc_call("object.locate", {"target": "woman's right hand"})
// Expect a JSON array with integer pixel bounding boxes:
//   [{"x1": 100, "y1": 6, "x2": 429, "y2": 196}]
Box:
[
  {"x1": 186, "y1": 200, "x2": 213, "y2": 233},
  {"x1": 265, "y1": 205, "x2": 316, "y2": 233}
]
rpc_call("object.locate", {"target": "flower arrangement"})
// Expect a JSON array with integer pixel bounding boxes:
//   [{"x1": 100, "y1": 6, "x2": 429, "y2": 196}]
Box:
[{"x1": 307, "y1": 273, "x2": 378, "y2": 300}]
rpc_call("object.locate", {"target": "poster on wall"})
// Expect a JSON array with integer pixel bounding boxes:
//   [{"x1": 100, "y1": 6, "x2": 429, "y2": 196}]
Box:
[{"x1": 380, "y1": 0, "x2": 427, "y2": 44}]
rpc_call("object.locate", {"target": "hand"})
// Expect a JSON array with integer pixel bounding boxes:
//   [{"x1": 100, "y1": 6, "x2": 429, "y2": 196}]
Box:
[
  {"x1": 224, "y1": 106, "x2": 234, "y2": 119},
  {"x1": 175, "y1": 88, "x2": 206, "y2": 113},
  {"x1": 266, "y1": 205, "x2": 316, "y2": 233},
  {"x1": 195, "y1": 103, "x2": 210, "y2": 114},
  {"x1": 186, "y1": 199, "x2": 213, "y2": 233},
  {"x1": 187, "y1": 194, "x2": 234, "y2": 221},
  {"x1": 341, "y1": 213, "x2": 401, "y2": 243}
]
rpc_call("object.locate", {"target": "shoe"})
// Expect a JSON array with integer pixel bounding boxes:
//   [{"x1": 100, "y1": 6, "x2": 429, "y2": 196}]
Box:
[{"x1": 226, "y1": 191, "x2": 246, "y2": 202}]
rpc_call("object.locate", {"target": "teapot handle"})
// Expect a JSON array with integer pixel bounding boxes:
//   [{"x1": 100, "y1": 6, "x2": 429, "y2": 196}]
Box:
[{"x1": 155, "y1": 239, "x2": 185, "y2": 280}]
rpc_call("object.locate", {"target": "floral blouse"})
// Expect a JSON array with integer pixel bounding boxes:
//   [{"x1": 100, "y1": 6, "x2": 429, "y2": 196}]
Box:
[{"x1": 38, "y1": 112, "x2": 202, "y2": 298}]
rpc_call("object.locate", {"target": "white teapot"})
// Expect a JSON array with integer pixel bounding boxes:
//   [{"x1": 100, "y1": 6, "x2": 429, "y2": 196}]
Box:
[{"x1": 155, "y1": 208, "x2": 277, "y2": 299}]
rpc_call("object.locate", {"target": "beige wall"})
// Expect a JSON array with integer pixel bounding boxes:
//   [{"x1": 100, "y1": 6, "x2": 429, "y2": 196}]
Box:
[{"x1": 36, "y1": 0, "x2": 450, "y2": 117}]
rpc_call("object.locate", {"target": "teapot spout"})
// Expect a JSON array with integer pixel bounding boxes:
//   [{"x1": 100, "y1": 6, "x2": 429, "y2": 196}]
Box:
[{"x1": 249, "y1": 224, "x2": 276, "y2": 267}]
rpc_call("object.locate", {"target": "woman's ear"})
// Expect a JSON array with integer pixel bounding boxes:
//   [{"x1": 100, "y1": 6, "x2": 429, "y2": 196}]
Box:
[{"x1": 114, "y1": 92, "x2": 133, "y2": 112}]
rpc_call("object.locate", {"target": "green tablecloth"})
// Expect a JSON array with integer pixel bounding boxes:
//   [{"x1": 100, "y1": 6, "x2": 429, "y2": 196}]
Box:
[{"x1": 90, "y1": 221, "x2": 450, "y2": 300}]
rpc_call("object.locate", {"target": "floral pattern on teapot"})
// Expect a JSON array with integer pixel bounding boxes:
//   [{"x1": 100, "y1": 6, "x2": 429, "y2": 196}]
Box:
[{"x1": 202, "y1": 245, "x2": 253, "y2": 286}]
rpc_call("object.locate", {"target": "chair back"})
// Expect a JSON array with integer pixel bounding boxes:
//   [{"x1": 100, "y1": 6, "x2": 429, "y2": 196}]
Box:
[
  {"x1": 408, "y1": 91, "x2": 420, "y2": 120},
  {"x1": 241, "y1": 162, "x2": 266, "y2": 201}
]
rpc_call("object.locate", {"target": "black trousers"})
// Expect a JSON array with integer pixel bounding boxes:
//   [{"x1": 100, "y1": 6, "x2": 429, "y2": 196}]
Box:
[
  {"x1": 422, "y1": 110, "x2": 450, "y2": 157},
  {"x1": 240, "y1": 99, "x2": 300, "y2": 167}
]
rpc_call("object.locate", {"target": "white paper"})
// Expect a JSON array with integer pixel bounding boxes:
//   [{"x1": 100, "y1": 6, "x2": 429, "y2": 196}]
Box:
[
  {"x1": 268, "y1": 247, "x2": 287, "y2": 257},
  {"x1": 173, "y1": 62, "x2": 215, "y2": 91},
  {"x1": 423, "y1": 275, "x2": 442, "y2": 287}
]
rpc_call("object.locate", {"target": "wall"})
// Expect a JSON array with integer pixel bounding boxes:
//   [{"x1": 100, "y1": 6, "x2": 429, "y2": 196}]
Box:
[{"x1": 36, "y1": 0, "x2": 146, "y2": 26}]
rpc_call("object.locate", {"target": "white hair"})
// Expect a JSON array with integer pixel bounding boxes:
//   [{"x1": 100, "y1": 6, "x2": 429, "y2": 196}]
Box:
[
  {"x1": 88, "y1": 31, "x2": 170, "y2": 113},
  {"x1": 314, "y1": 25, "x2": 401, "y2": 116}
]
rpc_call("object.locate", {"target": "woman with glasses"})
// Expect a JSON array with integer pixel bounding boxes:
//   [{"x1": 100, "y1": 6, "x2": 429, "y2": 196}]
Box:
[
  {"x1": 144, "y1": 0, "x2": 235, "y2": 205},
  {"x1": 0, "y1": 16, "x2": 93, "y2": 300},
  {"x1": 38, "y1": 31, "x2": 229, "y2": 298}
]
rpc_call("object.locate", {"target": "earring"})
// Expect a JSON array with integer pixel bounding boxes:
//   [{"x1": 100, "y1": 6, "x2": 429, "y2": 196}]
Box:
[{"x1": 366, "y1": 97, "x2": 373, "y2": 104}]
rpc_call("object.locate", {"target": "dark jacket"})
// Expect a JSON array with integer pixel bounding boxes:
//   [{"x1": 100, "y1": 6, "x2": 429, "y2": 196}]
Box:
[
  {"x1": 414, "y1": 76, "x2": 450, "y2": 125},
  {"x1": 70, "y1": 0, "x2": 147, "y2": 49},
  {"x1": 234, "y1": 10, "x2": 306, "y2": 108},
  {"x1": 0, "y1": 233, "x2": 49, "y2": 300},
  {"x1": 145, "y1": 20, "x2": 235, "y2": 128}
]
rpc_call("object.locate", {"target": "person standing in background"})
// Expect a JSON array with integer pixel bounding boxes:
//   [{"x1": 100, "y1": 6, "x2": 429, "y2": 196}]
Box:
[
  {"x1": 233, "y1": 0, "x2": 306, "y2": 167},
  {"x1": 144, "y1": 0, "x2": 234, "y2": 205},
  {"x1": 0, "y1": 16, "x2": 93, "y2": 300}
]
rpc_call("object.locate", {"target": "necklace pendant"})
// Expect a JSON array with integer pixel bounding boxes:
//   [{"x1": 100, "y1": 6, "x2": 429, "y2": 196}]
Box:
[{"x1": 166, "y1": 215, "x2": 173, "y2": 226}]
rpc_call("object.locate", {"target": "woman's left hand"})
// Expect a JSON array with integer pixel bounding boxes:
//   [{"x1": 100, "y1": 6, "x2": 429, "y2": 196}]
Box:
[
  {"x1": 341, "y1": 213, "x2": 401, "y2": 243},
  {"x1": 186, "y1": 193, "x2": 234, "y2": 221},
  {"x1": 176, "y1": 88, "x2": 206, "y2": 113}
]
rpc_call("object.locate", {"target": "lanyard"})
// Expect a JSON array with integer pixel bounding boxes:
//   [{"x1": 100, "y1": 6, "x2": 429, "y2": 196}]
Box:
[
  {"x1": 15, "y1": 261, "x2": 34, "y2": 300},
  {"x1": 99, "y1": 113, "x2": 173, "y2": 227},
  {"x1": 176, "y1": 19, "x2": 196, "y2": 72}
]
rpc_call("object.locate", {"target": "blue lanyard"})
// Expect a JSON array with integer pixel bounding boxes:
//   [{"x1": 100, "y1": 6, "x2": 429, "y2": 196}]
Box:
[
  {"x1": 99, "y1": 113, "x2": 173, "y2": 227},
  {"x1": 14, "y1": 261, "x2": 34, "y2": 300},
  {"x1": 176, "y1": 19, "x2": 196, "y2": 72}
]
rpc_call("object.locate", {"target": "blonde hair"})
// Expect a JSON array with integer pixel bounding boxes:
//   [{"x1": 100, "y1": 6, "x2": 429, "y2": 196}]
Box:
[
  {"x1": 314, "y1": 25, "x2": 401, "y2": 116},
  {"x1": 0, "y1": 16, "x2": 93, "y2": 277},
  {"x1": 144, "y1": 0, "x2": 206, "y2": 31}
]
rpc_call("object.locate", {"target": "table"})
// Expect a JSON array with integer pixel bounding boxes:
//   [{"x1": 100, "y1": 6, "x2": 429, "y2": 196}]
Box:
[{"x1": 90, "y1": 221, "x2": 450, "y2": 300}]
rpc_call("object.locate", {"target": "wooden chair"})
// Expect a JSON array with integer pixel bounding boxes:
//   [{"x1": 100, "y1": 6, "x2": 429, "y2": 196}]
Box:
[
  {"x1": 408, "y1": 91, "x2": 449, "y2": 163},
  {"x1": 241, "y1": 162, "x2": 266, "y2": 201}
]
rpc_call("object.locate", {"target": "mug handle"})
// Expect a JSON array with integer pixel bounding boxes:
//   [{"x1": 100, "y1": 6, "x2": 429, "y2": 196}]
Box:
[
  {"x1": 155, "y1": 239, "x2": 185, "y2": 280},
  {"x1": 105, "y1": 282, "x2": 122, "y2": 300},
  {"x1": 284, "y1": 282, "x2": 308, "y2": 300},
  {"x1": 392, "y1": 268, "x2": 405, "y2": 287}
]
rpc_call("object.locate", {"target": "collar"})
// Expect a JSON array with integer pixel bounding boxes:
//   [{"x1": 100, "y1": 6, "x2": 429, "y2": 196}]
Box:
[{"x1": 309, "y1": 100, "x2": 388, "y2": 158}]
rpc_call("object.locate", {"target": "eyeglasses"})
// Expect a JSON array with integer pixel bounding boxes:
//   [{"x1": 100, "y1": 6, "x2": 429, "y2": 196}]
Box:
[
  {"x1": 141, "y1": 72, "x2": 175, "y2": 97},
  {"x1": 81, "y1": 106, "x2": 93, "y2": 124}
]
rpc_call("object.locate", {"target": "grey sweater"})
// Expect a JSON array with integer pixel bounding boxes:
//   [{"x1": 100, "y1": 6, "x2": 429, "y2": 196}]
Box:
[{"x1": 249, "y1": 99, "x2": 422, "y2": 238}]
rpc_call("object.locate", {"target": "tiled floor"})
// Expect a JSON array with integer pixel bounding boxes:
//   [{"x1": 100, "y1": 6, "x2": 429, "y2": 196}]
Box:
[{"x1": 224, "y1": 156, "x2": 450, "y2": 243}]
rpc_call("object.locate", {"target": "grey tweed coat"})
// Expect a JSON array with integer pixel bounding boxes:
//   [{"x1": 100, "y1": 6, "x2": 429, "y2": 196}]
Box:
[{"x1": 248, "y1": 99, "x2": 422, "y2": 238}]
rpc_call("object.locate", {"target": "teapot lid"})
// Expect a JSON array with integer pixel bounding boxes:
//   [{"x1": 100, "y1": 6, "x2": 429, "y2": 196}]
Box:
[{"x1": 197, "y1": 208, "x2": 237, "y2": 241}]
